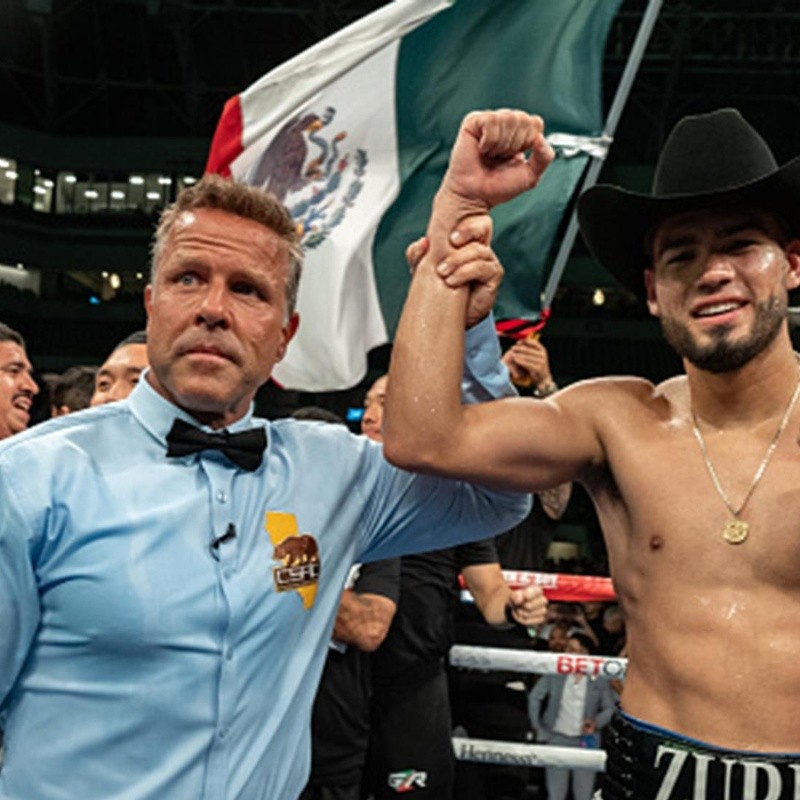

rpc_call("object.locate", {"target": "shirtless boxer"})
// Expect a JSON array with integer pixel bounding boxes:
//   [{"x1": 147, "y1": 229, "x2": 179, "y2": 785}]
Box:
[{"x1": 384, "y1": 108, "x2": 800, "y2": 799}]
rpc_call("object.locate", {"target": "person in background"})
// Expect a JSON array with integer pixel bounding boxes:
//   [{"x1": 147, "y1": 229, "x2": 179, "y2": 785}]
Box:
[
  {"x1": 502, "y1": 335, "x2": 557, "y2": 398},
  {"x1": 50, "y1": 365, "x2": 97, "y2": 417},
  {"x1": 0, "y1": 321, "x2": 40, "y2": 766},
  {"x1": 581, "y1": 602, "x2": 608, "y2": 646},
  {"x1": 89, "y1": 329, "x2": 148, "y2": 406},
  {"x1": 528, "y1": 631, "x2": 616, "y2": 800},
  {"x1": 596, "y1": 604, "x2": 626, "y2": 656},
  {"x1": 544, "y1": 619, "x2": 572, "y2": 655},
  {"x1": 358, "y1": 374, "x2": 387, "y2": 444},
  {"x1": 0, "y1": 321, "x2": 38, "y2": 441}
]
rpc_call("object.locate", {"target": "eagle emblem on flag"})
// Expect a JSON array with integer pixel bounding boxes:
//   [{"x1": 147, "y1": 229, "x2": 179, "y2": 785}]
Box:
[{"x1": 248, "y1": 105, "x2": 368, "y2": 249}]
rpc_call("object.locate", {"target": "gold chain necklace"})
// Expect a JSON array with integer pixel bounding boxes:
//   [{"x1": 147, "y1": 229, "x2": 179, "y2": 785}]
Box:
[{"x1": 690, "y1": 363, "x2": 800, "y2": 545}]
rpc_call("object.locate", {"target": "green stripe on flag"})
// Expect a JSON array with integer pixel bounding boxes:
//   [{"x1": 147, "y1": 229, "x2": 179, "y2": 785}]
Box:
[{"x1": 374, "y1": 0, "x2": 622, "y2": 334}]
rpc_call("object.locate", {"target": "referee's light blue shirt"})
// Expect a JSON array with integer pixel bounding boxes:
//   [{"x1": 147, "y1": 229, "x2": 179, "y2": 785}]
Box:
[{"x1": 0, "y1": 316, "x2": 529, "y2": 800}]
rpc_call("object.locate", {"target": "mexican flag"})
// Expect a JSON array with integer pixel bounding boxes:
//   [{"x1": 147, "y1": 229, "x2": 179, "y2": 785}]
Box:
[{"x1": 207, "y1": 0, "x2": 622, "y2": 391}]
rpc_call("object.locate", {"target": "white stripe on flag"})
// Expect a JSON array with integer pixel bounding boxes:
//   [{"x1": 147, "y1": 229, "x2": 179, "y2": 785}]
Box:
[
  {"x1": 219, "y1": 0, "x2": 454, "y2": 391},
  {"x1": 255, "y1": 46, "x2": 401, "y2": 390},
  {"x1": 234, "y1": 0, "x2": 453, "y2": 156}
]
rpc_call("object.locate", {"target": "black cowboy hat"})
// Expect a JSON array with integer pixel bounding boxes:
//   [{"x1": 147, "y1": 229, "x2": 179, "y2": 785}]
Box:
[{"x1": 577, "y1": 108, "x2": 800, "y2": 298}]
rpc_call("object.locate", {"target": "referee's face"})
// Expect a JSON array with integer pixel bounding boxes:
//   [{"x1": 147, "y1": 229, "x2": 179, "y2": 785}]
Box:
[{"x1": 144, "y1": 207, "x2": 298, "y2": 429}]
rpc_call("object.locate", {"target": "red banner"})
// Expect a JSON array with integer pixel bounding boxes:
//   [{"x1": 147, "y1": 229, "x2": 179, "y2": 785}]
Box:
[{"x1": 459, "y1": 570, "x2": 617, "y2": 603}]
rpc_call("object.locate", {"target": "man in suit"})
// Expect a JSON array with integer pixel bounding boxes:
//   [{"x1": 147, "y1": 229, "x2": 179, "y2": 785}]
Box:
[{"x1": 528, "y1": 631, "x2": 616, "y2": 800}]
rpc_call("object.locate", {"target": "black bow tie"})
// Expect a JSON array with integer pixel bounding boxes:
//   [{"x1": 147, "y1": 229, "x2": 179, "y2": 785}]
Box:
[{"x1": 165, "y1": 419, "x2": 266, "y2": 471}]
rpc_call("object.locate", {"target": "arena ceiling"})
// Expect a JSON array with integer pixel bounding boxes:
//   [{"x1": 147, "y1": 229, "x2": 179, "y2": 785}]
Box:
[{"x1": 1, "y1": 0, "x2": 799, "y2": 164}]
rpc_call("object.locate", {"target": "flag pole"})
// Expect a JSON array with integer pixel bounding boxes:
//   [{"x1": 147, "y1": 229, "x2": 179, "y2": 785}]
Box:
[{"x1": 540, "y1": 0, "x2": 663, "y2": 309}]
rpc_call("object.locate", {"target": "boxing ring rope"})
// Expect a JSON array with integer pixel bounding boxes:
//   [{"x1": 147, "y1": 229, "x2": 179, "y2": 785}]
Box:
[
  {"x1": 450, "y1": 646, "x2": 627, "y2": 680},
  {"x1": 452, "y1": 737, "x2": 606, "y2": 771},
  {"x1": 452, "y1": 571, "x2": 622, "y2": 771}
]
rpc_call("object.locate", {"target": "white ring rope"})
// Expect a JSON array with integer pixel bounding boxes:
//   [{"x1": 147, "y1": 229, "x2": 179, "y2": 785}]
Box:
[
  {"x1": 449, "y1": 645, "x2": 628, "y2": 679},
  {"x1": 452, "y1": 737, "x2": 606, "y2": 771},
  {"x1": 452, "y1": 572, "x2": 621, "y2": 772},
  {"x1": 449, "y1": 648, "x2": 623, "y2": 770}
]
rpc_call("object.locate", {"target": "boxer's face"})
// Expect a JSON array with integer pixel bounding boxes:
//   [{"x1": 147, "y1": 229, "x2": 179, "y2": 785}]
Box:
[{"x1": 646, "y1": 208, "x2": 800, "y2": 373}]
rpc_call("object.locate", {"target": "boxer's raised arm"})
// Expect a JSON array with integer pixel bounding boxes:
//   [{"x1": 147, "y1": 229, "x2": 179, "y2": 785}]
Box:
[{"x1": 384, "y1": 110, "x2": 600, "y2": 491}]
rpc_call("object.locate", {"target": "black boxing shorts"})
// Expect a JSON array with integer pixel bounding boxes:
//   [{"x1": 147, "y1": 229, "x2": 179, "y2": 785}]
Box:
[{"x1": 600, "y1": 709, "x2": 800, "y2": 800}]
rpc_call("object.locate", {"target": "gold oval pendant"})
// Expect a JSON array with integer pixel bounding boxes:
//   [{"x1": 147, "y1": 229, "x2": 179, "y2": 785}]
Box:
[{"x1": 723, "y1": 519, "x2": 749, "y2": 545}]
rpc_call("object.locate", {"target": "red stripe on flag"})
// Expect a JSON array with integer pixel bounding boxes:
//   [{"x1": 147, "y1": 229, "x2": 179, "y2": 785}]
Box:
[{"x1": 205, "y1": 94, "x2": 245, "y2": 178}]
